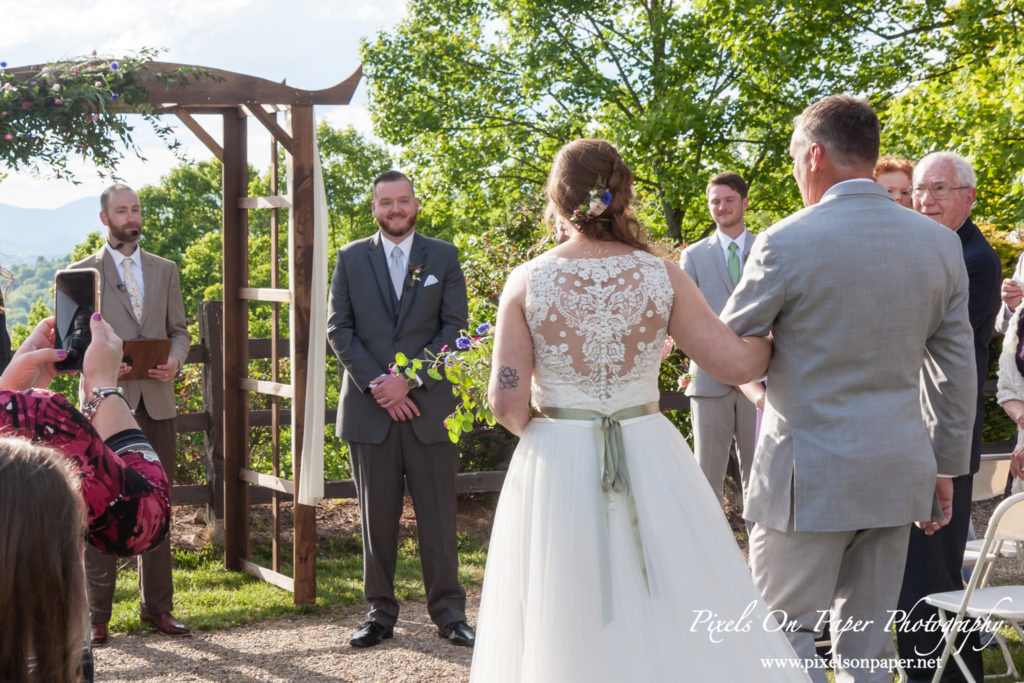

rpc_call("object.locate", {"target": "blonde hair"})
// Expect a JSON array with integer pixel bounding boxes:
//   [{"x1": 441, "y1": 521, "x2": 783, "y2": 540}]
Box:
[{"x1": 0, "y1": 436, "x2": 87, "y2": 683}]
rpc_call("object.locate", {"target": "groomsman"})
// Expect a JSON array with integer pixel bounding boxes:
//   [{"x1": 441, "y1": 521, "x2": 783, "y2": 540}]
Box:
[
  {"x1": 328, "y1": 171, "x2": 474, "y2": 649},
  {"x1": 896, "y1": 152, "x2": 1001, "y2": 683},
  {"x1": 679, "y1": 172, "x2": 757, "y2": 502},
  {"x1": 721, "y1": 96, "x2": 975, "y2": 683}
]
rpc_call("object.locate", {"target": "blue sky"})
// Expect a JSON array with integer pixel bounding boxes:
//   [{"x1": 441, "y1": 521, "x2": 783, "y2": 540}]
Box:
[{"x1": 0, "y1": 0, "x2": 405, "y2": 208}]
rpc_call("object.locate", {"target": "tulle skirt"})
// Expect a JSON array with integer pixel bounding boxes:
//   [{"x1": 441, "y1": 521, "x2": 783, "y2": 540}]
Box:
[{"x1": 469, "y1": 413, "x2": 808, "y2": 682}]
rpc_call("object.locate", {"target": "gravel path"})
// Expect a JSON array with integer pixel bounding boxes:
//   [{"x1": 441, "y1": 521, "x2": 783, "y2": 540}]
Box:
[{"x1": 93, "y1": 597, "x2": 479, "y2": 682}]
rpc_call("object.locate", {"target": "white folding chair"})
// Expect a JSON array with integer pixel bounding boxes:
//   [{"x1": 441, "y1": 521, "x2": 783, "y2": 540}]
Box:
[
  {"x1": 963, "y1": 456, "x2": 1016, "y2": 580},
  {"x1": 924, "y1": 490, "x2": 1024, "y2": 682}
]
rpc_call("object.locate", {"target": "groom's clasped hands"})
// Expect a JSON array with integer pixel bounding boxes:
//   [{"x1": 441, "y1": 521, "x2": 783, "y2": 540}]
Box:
[{"x1": 370, "y1": 373, "x2": 421, "y2": 421}]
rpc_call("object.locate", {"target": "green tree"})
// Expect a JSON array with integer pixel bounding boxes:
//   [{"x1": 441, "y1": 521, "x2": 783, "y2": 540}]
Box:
[
  {"x1": 317, "y1": 123, "x2": 394, "y2": 250},
  {"x1": 362, "y1": 0, "x2": 936, "y2": 242}
]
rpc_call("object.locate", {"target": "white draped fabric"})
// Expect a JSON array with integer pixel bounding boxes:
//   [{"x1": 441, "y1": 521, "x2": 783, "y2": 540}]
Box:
[{"x1": 291, "y1": 122, "x2": 327, "y2": 506}]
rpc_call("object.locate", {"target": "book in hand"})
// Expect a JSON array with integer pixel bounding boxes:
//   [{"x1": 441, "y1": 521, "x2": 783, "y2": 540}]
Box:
[{"x1": 121, "y1": 338, "x2": 173, "y2": 380}]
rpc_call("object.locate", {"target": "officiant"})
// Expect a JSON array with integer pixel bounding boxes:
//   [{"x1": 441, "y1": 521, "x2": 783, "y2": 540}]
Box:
[{"x1": 69, "y1": 183, "x2": 192, "y2": 645}]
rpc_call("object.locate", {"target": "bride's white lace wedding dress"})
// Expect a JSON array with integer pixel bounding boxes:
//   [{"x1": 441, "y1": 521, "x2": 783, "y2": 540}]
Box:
[{"x1": 469, "y1": 250, "x2": 807, "y2": 682}]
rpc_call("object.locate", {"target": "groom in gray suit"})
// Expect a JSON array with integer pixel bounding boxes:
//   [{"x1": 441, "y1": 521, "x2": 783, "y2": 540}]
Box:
[
  {"x1": 680, "y1": 172, "x2": 757, "y2": 502},
  {"x1": 328, "y1": 170, "x2": 473, "y2": 649},
  {"x1": 721, "y1": 96, "x2": 976, "y2": 682}
]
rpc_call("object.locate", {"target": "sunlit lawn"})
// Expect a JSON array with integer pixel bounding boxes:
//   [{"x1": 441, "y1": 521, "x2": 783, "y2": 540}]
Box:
[{"x1": 107, "y1": 533, "x2": 488, "y2": 635}]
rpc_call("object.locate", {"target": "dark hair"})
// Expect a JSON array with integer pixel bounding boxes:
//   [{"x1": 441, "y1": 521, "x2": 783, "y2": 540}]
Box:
[
  {"x1": 873, "y1": 156, "x2": 914, "y2": 180},
  {"x1": 706, "y1": 172, "x2": 748, "y2": 199},
  {"x1": 793, "y1": 95, "x2": 879, "y2": 169},
  {"x1": 100, "y1": 183, "x2": 135, "y2": 214},
  {"x1": 0, "y1": 437, "x2": 86, "y2": 683},
  {"x1": 372, "y1": 170, "x2": 414, "y2": 198},
  {"x1": 543, "y1": 138, "x2": 651, "y2": 252}
]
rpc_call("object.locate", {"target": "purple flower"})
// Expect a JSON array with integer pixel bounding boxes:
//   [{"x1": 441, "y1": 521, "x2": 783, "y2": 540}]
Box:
[
  {"x1": 475, "y1": 323, "x2": 491, "y2": 335},
  {"x1": 600, "y1": 190, "x2": 612, "y2": 204},
  {"x1": 444, "y1": 353, "x2": 456, "y2": 367},
  {"x1": 110, "y1": 61, "x2": 119, "y2": 71},
  {"x1": 0, "y1": 61, "x2": 6, "y2": 68},
  {"x1": 110, "y1": 93, "x2": 119, "y2": 101},
  {"x1": 455, "y1": 336, "x2": 472, "y2": 350}
]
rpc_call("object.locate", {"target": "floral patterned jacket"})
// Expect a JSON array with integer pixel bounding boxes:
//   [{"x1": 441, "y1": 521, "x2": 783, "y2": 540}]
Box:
[{"x1": 0, "y1": 388, "x2": 170, "y2": 557}]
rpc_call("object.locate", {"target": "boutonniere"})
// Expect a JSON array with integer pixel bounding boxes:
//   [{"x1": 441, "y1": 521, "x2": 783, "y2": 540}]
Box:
[{"x1": 408, "y1": 263, "x2": 424, "y2": 287}]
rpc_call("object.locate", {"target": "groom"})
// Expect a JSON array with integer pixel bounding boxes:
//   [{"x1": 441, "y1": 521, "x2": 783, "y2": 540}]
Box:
[
  {"x1": 327, "y1": 170, "x2": 473, "y2": 649},
  {"x1": 721, "y1": 95, "x2": 976, "y2": 682}
]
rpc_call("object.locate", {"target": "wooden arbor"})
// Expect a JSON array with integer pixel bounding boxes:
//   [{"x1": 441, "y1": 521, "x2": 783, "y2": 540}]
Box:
[
  {"x1": 142, "y1": 63, "x2": 361, "y2": 603},
  {"x1": 10, "y1": 60, "x2": 360, "y2": 603}
]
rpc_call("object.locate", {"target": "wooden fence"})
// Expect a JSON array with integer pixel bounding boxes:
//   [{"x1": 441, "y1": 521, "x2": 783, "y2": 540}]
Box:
[{"x1": 170, "y1": 301, "x2": 1014, "y2": 522}]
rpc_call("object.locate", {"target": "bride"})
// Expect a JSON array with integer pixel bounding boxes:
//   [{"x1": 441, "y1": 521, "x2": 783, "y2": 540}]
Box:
[{"x1": 469, "y1": 139, "x2": 808, "y2": 681}]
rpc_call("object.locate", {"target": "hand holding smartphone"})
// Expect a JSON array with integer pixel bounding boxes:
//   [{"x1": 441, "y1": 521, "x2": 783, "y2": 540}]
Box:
[{"x1": 54, "y1": 268, "x2": 100, "y2": 372}]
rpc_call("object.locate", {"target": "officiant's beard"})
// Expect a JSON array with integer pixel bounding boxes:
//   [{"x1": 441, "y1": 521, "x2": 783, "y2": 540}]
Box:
[{"x1": 377, "y1": 213, "x2": 417, "y2": 240}]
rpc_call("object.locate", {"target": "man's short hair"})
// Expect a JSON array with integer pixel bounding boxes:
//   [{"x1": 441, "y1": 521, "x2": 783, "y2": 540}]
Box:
[
  {"x1": 100, "y1": 183, "x2": 135, "y2": 214},
  {"x1": 372, "y1": 170, "x2": 414, "y2": 198},
  {"x1": 707, "y1": 172, "x2": 748, "y2": 199},
  {"x1": 914, "y1": 151, "x2": 976, "y2": 189},
  {"x1": 793, "y1": 95, "x2": 880, "y2": 169},
  {"x1": 873, "y1": 156, "x2": 914, "y2": 180}
]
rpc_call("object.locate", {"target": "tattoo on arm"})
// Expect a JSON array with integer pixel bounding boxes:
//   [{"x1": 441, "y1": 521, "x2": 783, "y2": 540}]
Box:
[{"x1": 498, "y1": 366, "x2": 520, "y2": 390}]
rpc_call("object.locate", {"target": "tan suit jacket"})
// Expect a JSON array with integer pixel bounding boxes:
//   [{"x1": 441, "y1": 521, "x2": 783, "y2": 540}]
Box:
[{"x1": 70, "y1": 247, "x2": 190, "y2": 420}]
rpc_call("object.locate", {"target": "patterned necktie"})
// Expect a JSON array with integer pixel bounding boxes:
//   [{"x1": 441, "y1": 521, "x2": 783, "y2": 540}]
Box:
[
  {"x1": 122, "y1": 256, "x2": 144, "y2": 321},
  {"x1": 727, "y1": 242, "x2": 741, "y2": 285},
  {"x1": 389, "y1": 247, "x2": 405, "y2": 299}
]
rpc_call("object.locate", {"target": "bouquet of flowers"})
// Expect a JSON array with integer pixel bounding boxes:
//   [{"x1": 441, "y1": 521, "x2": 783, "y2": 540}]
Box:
[{"x1": 392, "y1": 321, "x2": 496, "y2": 443}]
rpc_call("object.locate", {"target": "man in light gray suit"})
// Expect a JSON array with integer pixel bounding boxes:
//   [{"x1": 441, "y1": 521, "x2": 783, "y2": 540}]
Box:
[
  {"x1": 720, "y1": 96, "x2": 975, "y2": 683},
  {"x1": 327, "y1": 170, "x2": 473, "y2": 649},
  {"x1": 680, "y1": 172, "x2": 757, "y2": 502}
]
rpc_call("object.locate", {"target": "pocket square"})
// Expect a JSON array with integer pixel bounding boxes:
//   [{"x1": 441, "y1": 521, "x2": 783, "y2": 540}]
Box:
[{"x1": 424, "y1": 274, "x2": 439, "y2": 287}]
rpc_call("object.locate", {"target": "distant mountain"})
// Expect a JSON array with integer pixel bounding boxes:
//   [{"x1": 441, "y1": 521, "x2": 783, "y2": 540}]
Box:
[{"x1": 0, "y1": 199, "x2": 102, "y2": 264}]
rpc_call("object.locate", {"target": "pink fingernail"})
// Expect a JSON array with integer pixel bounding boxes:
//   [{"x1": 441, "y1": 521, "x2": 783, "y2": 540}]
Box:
[
  {"x1": 92, "y1": 313, "x2": 101, "y2": 321},
  {"x1": 57, "y1": 350, "x2": 67, "y2": 358}
]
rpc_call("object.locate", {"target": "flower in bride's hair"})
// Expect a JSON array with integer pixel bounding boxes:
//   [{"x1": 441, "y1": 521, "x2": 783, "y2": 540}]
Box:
[{"x1": 568, "y1": 179, "x2": 612, "y2": 227}]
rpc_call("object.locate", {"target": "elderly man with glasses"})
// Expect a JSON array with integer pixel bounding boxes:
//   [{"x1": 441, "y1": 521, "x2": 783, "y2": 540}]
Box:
[{"x1": 896, "y1": 151, "x2": 1002, "y2": 683}]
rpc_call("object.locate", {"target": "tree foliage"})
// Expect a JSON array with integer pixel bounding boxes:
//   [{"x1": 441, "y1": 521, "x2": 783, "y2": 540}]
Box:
[{"x1": 362, "y1": 0, "x2": 949, "y2": 242}]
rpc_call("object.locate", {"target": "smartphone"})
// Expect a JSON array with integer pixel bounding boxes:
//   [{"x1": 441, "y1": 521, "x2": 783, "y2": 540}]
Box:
[{"x1": 54, "y1": 268, "x2": 101, "y2": 372}]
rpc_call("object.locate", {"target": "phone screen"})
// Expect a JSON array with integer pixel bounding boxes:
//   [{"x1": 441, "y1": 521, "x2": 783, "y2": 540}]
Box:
[{"x1": 54, "y1": 269, "x2": 99, "y2": 372}]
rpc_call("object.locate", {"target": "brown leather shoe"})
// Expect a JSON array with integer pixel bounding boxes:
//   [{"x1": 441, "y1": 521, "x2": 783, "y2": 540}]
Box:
[
  {"x1": 140, "y1": 612, "x2": 192, "y2": 638},
  {"x1": 91, "y1": 622, "x2": 109, "y2": 647}
]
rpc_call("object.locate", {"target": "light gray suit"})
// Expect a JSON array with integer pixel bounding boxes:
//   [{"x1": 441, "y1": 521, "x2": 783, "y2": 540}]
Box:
[
  {"x1": 721, "y1": 180, "x2": 975, "y2": 683},
  {"x1": 327, "y1": 230, "x2": 469, "y2": 629},
  {"x1": 679, "y1": 230, "x2": 756, "y2": 499}
]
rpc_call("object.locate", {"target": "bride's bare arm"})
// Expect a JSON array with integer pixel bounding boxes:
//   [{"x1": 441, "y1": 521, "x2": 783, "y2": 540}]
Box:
[
  {"x1": 665, "y1": 263, "x2": 771, "y2": 385},
  {"x1": 488, "y1": 269, "x2": 533, "y2": 436}
]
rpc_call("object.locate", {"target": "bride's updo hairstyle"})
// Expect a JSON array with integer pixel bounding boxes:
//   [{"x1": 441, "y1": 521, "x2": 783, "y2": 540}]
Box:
[{"x1": 543, "y1": 138, "x2": 652, "y2": 252}]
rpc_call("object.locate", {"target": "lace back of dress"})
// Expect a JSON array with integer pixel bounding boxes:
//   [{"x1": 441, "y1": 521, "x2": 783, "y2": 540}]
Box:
[{"x1": 524, "y1": 251, "x2": 673, "y2": 413}]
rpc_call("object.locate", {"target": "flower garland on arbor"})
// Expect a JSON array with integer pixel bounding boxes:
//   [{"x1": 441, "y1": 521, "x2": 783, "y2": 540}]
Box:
[{"x1": 0, "y1": 48, "x2": 208, "y2": 181}]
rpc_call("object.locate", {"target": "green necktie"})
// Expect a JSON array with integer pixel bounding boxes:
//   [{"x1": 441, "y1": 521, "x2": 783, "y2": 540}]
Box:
[{"x1": 728, "y1": 241, "x2": 741, "y2": 285}]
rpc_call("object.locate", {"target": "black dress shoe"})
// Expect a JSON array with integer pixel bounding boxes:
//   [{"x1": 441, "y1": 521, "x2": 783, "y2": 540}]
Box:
[
  {"x1": 437, "y1": 620, "x2": 475, "y2": 647},
  {"x1": 350, "y1": 621, "x2": 394, "y2": 648}
]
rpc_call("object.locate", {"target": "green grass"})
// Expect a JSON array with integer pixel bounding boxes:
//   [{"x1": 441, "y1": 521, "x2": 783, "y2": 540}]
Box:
[{"x1": 107, "y1": 532, "x2": 488, "y2": 635}]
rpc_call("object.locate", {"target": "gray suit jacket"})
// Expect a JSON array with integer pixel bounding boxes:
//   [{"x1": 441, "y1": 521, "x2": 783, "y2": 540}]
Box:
[
  {"x1": 679, "y1": 230, "x2": 751, "y2": 397},
  {"x1": 721, "y1": 181, "x2": 975, "y2": 533},
  {"x1": 327, "y1": 231, "x2": 468, "y2": 445},
  {"x1": 70, "y1": 247, "x2": 191, "y2": 420}
]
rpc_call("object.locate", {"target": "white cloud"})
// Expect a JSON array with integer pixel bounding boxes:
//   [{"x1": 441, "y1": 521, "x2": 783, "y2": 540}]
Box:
[{"x1": 0, "y1": 0, "x2": 406, "y2": 209}]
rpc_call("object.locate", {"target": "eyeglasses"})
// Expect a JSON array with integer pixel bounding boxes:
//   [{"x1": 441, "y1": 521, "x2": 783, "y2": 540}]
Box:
[{"x1": 911, "y1": 184, "x2": 970, "y2": 200}]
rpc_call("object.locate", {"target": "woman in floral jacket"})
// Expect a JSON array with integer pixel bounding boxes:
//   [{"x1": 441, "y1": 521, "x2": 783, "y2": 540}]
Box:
[{"x1": 0, "y1": 314, "x2": 170, "y2": 682}]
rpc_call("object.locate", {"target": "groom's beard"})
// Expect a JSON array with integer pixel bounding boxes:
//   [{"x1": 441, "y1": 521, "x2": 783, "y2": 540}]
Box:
[{"x1": 377, "y1": 211, "x2": 417, "y2": 240}]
